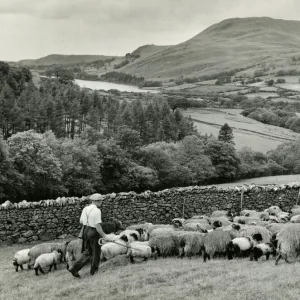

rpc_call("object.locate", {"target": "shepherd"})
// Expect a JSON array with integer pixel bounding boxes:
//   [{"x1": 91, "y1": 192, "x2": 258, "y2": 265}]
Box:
[{"x1": 68, "y1": 193, "x2": 108, "y2": 278}]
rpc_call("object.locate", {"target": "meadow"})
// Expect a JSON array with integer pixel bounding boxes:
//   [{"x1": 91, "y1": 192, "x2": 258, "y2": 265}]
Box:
[
  {"x1": 183, "y1": 108, "x2": 300, "y2": 152},
  {"x1": 214, "y1": 174, "x2": 300, "y2": 188},
  {"x1": 2, "y1": 242, "x2": 300, "y2": 300}
]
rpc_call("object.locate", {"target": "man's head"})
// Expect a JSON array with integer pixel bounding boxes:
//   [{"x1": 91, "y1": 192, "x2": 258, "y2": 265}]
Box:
[{"x1": 89, "y1": 193, "x2": 104, "y2": 207}]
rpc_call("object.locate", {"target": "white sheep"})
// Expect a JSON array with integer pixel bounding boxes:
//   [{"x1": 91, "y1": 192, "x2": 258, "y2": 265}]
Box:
[
  {"x1": 126, "y1": 241, "x2": 157, "y2": 263},
  {"x1": 148, "y1": 227, "x2": 176, "y2": 239},
  {"x1": 290, "y1": 214, "x2": 300, "y2": 223},
  {"x1": 13, "y1": 249, "x2": 30, "y2": 272},
  {"x1": 28, "y1": 241, "x2": 69, "y2": 268},
  {"x1": 34, "y1": 250, "x2": 63, "y2": 275},
  {"x1": 100, "y1": 235, "x2": 129, "y2": 262}
]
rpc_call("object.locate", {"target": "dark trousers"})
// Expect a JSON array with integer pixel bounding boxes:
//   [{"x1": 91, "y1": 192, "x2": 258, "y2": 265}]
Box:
[{"x1": 70, "y1": 226, "x2": 100, "y2": 274}]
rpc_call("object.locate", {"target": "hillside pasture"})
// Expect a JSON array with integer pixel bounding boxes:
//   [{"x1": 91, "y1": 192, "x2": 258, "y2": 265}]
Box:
[
  {"x1": 214, "y1": 174, "x2": 300, "y2": 188},
  {"x1": 246, "y1": 92, "x2": 278, "y2": 99},
  {"x1": 184, "y1": 108, "x2": 300, "y2": 152},
  {"x1": 2, "y1": 242, "x2": 300, "y2": 300}
]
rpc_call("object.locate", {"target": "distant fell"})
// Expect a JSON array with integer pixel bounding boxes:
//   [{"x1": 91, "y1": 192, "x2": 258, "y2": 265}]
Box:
[
  {"x1": 131, "y1": 44, "x2": 171, "y2": 58},
  {"x1": 18, "y1": 54, "x2": 118, "y2": 66},
  {"x1": 119, "y1": 17, "x2": 300, "y2": 78}
]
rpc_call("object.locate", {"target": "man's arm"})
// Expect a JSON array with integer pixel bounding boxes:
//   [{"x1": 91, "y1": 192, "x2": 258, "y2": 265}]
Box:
[
  {"x1": 95, "y1": 223, "x2": 107, "y2": 239},
  {"x1": 79, "y1": 207, "x2": 85, "y2": 224}
]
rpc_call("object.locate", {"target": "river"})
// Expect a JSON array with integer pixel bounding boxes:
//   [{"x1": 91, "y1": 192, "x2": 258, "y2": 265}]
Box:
[{"x1": 74, "y1": 79, "x2": 160, "y2": 93}]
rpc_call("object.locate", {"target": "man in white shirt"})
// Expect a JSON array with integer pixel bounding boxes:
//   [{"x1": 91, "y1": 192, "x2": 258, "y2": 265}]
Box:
[{"x1": 68, "y1": 193, "x2": 107, "y2": 278}]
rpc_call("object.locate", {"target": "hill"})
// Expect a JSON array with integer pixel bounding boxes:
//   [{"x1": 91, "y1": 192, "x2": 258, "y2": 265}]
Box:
[
  {"x1": 131, "y1": 44, "x2": 171, "y2": 58},
  {"x1": 18, "y1": 54, "x2": 118, "y2": 66},
  {"x1": 119, "y1": 17, "x2": 300, "y2": 78}
]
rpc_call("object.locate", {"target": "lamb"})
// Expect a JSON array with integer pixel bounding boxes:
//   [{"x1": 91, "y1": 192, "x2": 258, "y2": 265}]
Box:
[
  {"x1": 227, "y1": 233, "x2": 263, "y2": 259},
  {"x1": 252, "y1": 243, "x2": 276, "y2": 261},
  {"x1": 100, "y1": 235, "x2": 129, "y2": 262},
  {"x1": 126, "y1": 241, "x2": 157, "y2": 263},
  {"x1": 13, "y1": 249, "x2": 30, "y2": 272},
  {"x1": 34, "y1": 250, "x2": 63, "y2": 275},
  {"x1": 28, "y1": 241, "x2": 69, "y2": 268}
]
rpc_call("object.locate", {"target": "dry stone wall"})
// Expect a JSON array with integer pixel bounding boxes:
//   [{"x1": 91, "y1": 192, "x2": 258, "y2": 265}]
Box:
[{"x1": 1, "y1": 183, "x2": 300, "y2": 244}]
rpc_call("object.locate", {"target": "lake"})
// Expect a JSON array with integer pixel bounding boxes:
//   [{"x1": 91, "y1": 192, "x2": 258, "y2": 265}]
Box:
[{"x1": 74, "y1": 79, "x2": 160, "y2": 93}]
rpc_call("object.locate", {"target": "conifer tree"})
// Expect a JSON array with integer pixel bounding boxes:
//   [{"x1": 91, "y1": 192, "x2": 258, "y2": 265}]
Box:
[{"x1": 218, "y1": 123, "x2": 235, "y2": 144}]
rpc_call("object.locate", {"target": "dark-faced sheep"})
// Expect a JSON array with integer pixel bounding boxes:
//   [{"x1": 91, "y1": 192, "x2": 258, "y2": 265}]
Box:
[{"x1": 102, "y1": 219, "x2": 125, "y2": 234}]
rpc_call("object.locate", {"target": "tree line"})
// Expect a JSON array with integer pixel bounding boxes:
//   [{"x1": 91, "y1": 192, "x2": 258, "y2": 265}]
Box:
[{"x1": 0, "y1": 62, "x2": 298, "y2": 203}]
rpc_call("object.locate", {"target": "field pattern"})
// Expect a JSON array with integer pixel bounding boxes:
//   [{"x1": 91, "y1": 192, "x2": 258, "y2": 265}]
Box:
[{"x1": 184, "y1": 108, "x2": 300, "y2": 152}]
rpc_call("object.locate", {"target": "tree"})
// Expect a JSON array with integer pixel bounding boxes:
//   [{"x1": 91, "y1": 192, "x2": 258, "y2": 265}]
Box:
[
  {"x1": 167, "y1": 96, "x2": 189, "y2": 112},
  {"x1": 205, "y1": 140, "x2": 240, "y2": 181},
  {"x1": 8, "y1": 130, "x2": 65, "y2": 200},
  {"x1": 218, "y1": 123, "x2": 235, "y2": 144},
  {"x1": 174, "y1": 135, "x2": 215, "y2": 184},
  {"x1": 0, "y1": 133, "x2": 21, "y2": 202},
  {"x1": 116, "y1": 127, "x2": 141, "y2": 152},
  {"x1": 55, "y1": 137, "x2": 103, "y2": 196}
]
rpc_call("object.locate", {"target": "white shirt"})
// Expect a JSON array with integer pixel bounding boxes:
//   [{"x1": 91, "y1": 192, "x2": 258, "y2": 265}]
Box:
[{"x1": 80, "y1": 204, "x2": 102, "y2": 228}]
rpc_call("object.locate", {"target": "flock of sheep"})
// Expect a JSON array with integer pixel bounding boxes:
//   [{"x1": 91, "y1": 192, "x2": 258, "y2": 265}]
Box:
[{"x1": 12, "y1": 204, "x2": 300, "y2": 276}]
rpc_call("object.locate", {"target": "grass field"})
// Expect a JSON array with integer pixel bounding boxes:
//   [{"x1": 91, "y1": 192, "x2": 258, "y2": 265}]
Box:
[
  {"x1": 214, "y1": 174, "x2": 300, "y2": 188},
  {"x1": 184, "y1": 108, "x2": 300, "y2": 152},
  {"x1": 2, "y1": 242, "x2": 300, "y2": 300}
]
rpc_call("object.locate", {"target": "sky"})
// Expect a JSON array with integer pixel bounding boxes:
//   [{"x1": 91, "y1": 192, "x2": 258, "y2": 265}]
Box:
[{"x1": 0, "y1": 0, "x2": 300, "y2": 61}]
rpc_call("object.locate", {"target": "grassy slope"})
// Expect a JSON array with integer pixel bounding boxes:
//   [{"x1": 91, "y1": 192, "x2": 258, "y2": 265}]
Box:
[
  {"x1": 131, "y1": 44, "x2": 171, "y2": 59},
  {"x1": 214, "y1": 174, "x2": 300, "y2": 187},
  {"x1": 183, "y1": 108, "x2": 300, "y2": 152},
  {"x1": 120, "y1": 17, "x2": 300, "y2": 79},
  {"x1": 2, "y1": 242, "x2": 300, "y2": 300}
]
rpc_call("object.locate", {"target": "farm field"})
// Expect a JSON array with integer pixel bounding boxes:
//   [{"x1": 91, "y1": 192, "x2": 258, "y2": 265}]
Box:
[
  {"x1": 2, "y1": 242, "x2": 300, "y2": 300},
  {"x1": 184, "y1": 108, "x2": 300, "y2": 152},
  {"x1": 213, "y1": 174, "x2": 300, "y2": 188},
  {"x1": 246, "y1": 92, "x2": 278, "y2": 99}
]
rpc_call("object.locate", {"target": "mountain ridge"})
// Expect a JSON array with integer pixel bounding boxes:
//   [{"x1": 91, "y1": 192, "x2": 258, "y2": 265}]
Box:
[
  {"x1": 18, "y1": 54, "x2": 119, "y2": 66},
  {"x1": 119, "y1": 17, "x2": 300, "y2": 78}
]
